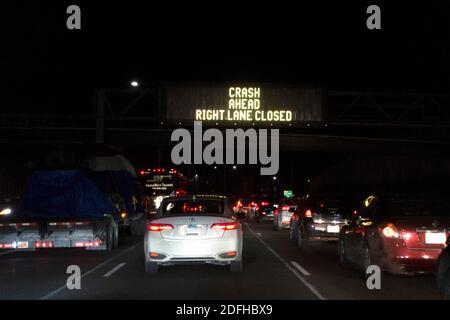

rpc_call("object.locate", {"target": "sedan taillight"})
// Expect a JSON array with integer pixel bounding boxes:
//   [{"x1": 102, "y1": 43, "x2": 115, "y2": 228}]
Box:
[
  {"x1": 147, "y1": 223, "x2": 174, "y2": 232},
  {"x1": 211, "y1": 222, "x2": 240, "y2": 231},
  {"x1": 381, "y1": 223, "x2": 400, "y2": 238}
]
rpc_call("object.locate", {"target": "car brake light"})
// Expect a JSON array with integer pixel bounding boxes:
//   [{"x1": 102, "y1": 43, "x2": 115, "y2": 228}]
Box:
[
  {"x1": 401, "y1": 231, "x2": 412, "y2": 241},
  {"x1": 304, "y1": 209, "x2": 312, "y2": 218},
  {"x1": 261, "y1": 201, "x2": 268, "y2": 206},
  {"x1": 282, "y1": 206, "x2": 289, "y2": 211},
  {"x1": 382, "y1": 223, "x2": 400, "y2": 238},
  {"x1": 211, "y1": 222, "x2": 240, "y2": 231},
  {"x1": 147, "y1": 223, "x2": 174, "y2": 232}
]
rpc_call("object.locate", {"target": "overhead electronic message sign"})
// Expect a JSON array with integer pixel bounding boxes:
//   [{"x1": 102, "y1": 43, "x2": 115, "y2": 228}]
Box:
[{"x1": 164, "y1": 84, "x2": 324, "y2": 126}]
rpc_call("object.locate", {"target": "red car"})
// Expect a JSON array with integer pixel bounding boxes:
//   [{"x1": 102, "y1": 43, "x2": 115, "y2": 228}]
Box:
[{"x1": 339, "y1": 195, "x2": 450, "y2": 275}]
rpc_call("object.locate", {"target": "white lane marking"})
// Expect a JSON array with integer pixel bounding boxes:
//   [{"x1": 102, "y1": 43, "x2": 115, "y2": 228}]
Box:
[
  {"x1": 103, "y1": 262, "x2": 126, "y2": 278},
  {"x1": 40, "y1": 243, "x2": 141, "y2": 300},
  {"x1": 291, "y1": 261, "x2": 311, "y2": 276},
  {"x1": 256, "y1": 232, "x2": 262, "y2": 237},
  {"x1": 245, "y1": 223, "x2": 326, "y2": 300},
  {"x1": 0, "y1": 250, "x2": 15, "y2": 256}
]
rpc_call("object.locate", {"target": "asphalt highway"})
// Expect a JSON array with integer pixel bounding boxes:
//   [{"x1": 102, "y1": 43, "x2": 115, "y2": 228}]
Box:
[{"x1": 0, "y1": 221, "x2": 440, "y2": 300}]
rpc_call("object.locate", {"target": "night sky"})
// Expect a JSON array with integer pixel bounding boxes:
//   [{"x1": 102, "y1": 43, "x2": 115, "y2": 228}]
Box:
[{"x1": 2, "y1": 2, "x2": 450, "y2": 114}]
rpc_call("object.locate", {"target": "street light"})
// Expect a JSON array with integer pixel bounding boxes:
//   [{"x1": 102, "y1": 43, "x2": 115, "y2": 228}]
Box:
[
  {"x1": 232, "y1": 165, "x2": 237, "y2": 170},
  {"x1": 130, "y1": 80, "x2": 139, "y2": 87}
]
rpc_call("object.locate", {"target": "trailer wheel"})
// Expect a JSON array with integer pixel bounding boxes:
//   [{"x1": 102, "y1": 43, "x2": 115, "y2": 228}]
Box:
[
  {"x1": 105, "y1": 222, "x2": 114, "y2": 251},
  {"x1": 113, "y1": 222, "x2": 119, "y2": 249}
]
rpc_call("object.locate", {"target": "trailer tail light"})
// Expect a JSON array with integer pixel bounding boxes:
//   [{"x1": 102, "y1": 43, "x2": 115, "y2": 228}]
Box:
[
  {"x1": 211, "y1": 222, "x2": 240, "y2": 231},
  {"x1": 147, "y1": 223, "x2": 174, "y2": 232},
  {"x1": 0, "y1": 243, "x2": 14, "y2": 249},
  {"x1": 35, "y1": 241, "x2": 53, "y2": 248},
  {"x1": 304, "y1": 209, "x2": 312, "y2": 218},
  {"x1": 74, "y1": 240, "x2": 101, "y2": 247}
]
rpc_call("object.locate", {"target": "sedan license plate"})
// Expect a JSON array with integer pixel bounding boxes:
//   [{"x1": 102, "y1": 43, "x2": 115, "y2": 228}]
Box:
[
  {"x1": 425, "y1": 232, "x2": 446, "y2": 244},
  {"x1": 185, "y1": 225, "x2": 200, "y2": 235},
  {"x1": 327, "y1": 225, "x2": 340, "y2": 233}
]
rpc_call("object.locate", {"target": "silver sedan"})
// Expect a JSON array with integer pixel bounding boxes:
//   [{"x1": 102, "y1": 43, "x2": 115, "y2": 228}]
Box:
[{"x1": 144, "y1": 195, "x2": 243, "y2": 273}]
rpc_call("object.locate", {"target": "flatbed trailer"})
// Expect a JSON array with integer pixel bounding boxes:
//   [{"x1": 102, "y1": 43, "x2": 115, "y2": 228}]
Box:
[
  {"x1": 0, "y1": 170, "x2": 121, "y2": 251},
  {"x1": 0, "y1": 215, "x2": 119, "y2": 251}
]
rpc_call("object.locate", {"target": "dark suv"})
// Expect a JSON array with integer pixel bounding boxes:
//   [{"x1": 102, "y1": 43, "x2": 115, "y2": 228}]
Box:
[{"x1": 289, "y1": 194, "x2": 352, "y2": 248}]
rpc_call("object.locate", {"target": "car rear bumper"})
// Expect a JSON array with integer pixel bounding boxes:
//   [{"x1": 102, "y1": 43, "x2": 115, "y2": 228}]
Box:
[
  {"x1": 385, "y1": 247, "x2": 442, "y2": 274},
  {"x1": 305, "y1": 222, "x2": 344, "y2": 240},
  {"x1": 144, "y1": 230, "x2": 243, "y2": 264}
]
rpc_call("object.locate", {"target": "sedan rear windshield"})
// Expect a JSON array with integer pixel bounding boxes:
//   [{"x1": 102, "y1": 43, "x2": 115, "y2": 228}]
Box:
[
  {"x1": 306, "y1": 198, "x2": 352, "y2": 210},
  {"x1": 162, "y1": 200, "x2": 225, "y2": 215}
]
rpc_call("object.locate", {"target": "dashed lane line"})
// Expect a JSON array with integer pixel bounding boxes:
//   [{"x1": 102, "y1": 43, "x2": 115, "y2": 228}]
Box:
[
  {"x1": 40, "y1": 243, "x2": 141, "y2": 300},
  {"x1": 245, "y1": 223, "x2": 326, "y2": 300}
]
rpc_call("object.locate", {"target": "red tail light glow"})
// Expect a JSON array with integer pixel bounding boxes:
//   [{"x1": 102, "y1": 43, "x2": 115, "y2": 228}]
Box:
[
  {"x1": 147, "y1": 223, "x2": 174, "y2": 232},
  {"x1": 261, "y1": 201, "x2": 268, "y2": 206},
  {"x1": 401, "y1": 231, "x2": 412, "y2": 241},
  {"x1": 211, "y1": 222, "x2": 240, "y2": 231},
  {"x1": 282, "y1": 206, "x2": 289, "y2": 211},
  {"x1": 304, "y1": 209, "x2": 312, "y2": 218},
  {"x1": 35, "y1": 241, "x2": 53, "y2": 248}
]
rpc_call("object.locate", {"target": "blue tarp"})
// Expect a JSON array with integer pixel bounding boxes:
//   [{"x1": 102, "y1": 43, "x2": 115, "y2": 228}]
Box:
[
  {"x1": 17, "y1": 170, "x2": 115, "y2": 219},
  {"x1": 87, "y1": 170, "x2": 144, "y2": 214}
]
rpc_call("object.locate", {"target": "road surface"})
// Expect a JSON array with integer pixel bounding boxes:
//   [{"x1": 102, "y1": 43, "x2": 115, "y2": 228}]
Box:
[{"x1": 0, "y1": 221, "x2": 440, "y2": 300}]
